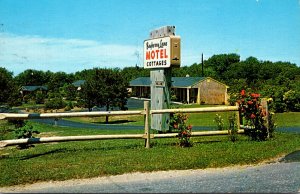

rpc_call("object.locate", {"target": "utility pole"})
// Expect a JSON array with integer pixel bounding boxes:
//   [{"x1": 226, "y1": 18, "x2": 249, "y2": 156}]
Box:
[{"x1": 201, "y1": 53, "x2": 204, "y2": 77}]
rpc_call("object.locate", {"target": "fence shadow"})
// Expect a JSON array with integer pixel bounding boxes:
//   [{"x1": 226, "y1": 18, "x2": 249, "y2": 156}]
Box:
[{"x1": 19, "y1": 148, "x2": 68, "y2": 160}]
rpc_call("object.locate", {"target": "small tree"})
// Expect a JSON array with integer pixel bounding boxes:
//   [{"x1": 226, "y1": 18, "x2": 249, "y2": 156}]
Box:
[{"x1": 79, "y1": 68, "x2": 128, "y2": 123}]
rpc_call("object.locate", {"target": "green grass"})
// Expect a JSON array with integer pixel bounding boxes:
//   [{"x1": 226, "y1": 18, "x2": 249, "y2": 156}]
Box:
[
  {"x1": 274, "y1": 112, "x2": 300, "y2": 127},
  {"x1": 0, "y1": 121, "x2": 300, "y2": 187},
  {"x1": 64, "y1": 114, "x2": 145, "y2": 126}
]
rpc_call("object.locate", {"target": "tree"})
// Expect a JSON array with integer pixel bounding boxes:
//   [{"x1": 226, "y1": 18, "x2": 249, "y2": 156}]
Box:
[
  {"x1": 48, "y1": 71, "x2": 74, "y2": 92},
  {"x1": 0, "y1": 67, "x2": 22, "y2": 107},
  {"x1": 60, "y1": 84, "x2": 78, "y2": 101},
  {"x1": 14, "y1": 69, "x2": 51, "y2": 87},
  {"x1": 80, "y1": 68, "x2": 128, "y2": 123},
  {"x1": 205, "y1": 53, "x2": 240, "y2": 80}
]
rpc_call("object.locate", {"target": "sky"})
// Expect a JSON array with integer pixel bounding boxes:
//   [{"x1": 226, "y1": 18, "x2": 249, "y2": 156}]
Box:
[{"x1": 0, "y1": 0, "x2": 300, "y2": 76}]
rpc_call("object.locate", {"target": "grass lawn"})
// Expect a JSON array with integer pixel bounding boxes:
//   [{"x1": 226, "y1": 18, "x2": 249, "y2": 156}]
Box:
[
  {"x1": 274, "y1": 112, "x2": 300, "y2": 127},
  {"x1": 0, "y1": 120, "x2": 300, "y2": 187}
]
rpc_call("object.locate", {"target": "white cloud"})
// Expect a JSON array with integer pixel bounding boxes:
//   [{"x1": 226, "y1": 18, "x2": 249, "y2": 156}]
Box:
[
  {"x1": 0, "y1": 33, "x2": 203, "y2": 75},
  {"x1": 0, "y1": 33, "x2": 142, "y2": 75}
]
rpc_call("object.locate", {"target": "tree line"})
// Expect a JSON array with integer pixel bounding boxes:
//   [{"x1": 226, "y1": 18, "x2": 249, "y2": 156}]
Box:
[{"x1": 0, "y1": 53, "x2": 299, "y2": 113}]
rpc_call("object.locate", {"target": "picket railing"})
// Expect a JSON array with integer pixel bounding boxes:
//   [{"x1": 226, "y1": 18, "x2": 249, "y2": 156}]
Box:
[{"x1": 0, "y1": 101, "x2": 243, "y2": 148}]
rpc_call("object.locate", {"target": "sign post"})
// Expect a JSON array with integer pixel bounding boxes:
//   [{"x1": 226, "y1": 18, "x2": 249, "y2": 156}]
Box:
[{"x1": 144, "y1": 26, "x2": 181, "y2": 131}]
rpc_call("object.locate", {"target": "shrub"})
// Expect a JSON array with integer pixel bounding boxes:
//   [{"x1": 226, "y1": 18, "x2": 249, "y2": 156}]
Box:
[
  {"x1": 35, "y1": 91, "x2": 46, "y2": 104},
  {"x1": 45, "y1": 94, "x2": 66, "y2": 110},
  {"x1": 14, "y1": 121, "x2": 40, "y2": 149},
  {"x1": 170, "y1": 113, "x2": 193, "y2": 147},
  {"x1": 237, "y1": 90, "x2": 276, "y2": 141},
  {"x1": 283, "y1": 90, "x2": 300, "y2": 112},
  {"x1": 214, "y1": 114, "x2": 224, "y2": 130}
]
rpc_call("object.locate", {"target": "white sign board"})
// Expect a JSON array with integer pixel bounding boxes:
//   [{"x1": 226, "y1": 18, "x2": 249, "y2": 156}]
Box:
[{"x1": 144, "y1": 37, "x2": 171, "y2": 69}]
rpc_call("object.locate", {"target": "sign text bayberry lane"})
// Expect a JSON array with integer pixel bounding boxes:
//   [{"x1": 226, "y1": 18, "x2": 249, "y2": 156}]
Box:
[{"x1": 144, "y1": 37, "x2": 171, "y2": 69}]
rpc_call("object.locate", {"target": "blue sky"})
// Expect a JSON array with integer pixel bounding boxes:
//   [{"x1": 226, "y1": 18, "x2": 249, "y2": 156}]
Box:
[{"x1": 0, "y1": 0, "x2": 299, "y2": 75}]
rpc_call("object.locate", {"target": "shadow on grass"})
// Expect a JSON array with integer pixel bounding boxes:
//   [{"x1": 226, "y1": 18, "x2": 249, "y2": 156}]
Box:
[
  {"x1": 15, "y1": 143, "x2": 144, "y2": 160},
  {"x1": 19, "y1": 148, "x2": 68, "y2": 160}
]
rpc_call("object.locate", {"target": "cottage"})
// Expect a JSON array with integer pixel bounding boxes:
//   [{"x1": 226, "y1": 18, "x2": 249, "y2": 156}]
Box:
[
  {"x1": 129, "y1": 77, "x2": 229, "y2": 105},
  {"x1": 20, "y1": 86, "x2": 48, "y2": 96},
  {"x1": 20, "y1": 86, "x2": 48, "y2": 102}
]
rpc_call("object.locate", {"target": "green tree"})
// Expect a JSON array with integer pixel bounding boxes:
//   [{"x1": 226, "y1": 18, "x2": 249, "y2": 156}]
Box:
[
  {"x1": 80, "y1": 68, "x2": 128, "y2": 123},
  {"x1": 14, "y1": 69, "x2": 51, "y2": 87},
  {"x1": 0, "y1": 67, "x2": 22, "y2": 107},
  {"x1": 48, "y1": 71, "x2": 74, "y2": 92},
  {"x1": 205, "y1": 53, "x2": 240, "y2": 80},
  {"x1": 61, "y1": 84, "x2": 78, "y2": 101}
]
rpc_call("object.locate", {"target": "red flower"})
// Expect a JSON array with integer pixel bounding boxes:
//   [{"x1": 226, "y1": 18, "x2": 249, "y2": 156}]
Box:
[
  {"x1": 241, "y1": 90, "x2": 246, "y2": 96},
  {"x1": 250, "y1": 114, "x2": 256, "y2": 119},
  {"x1": 187, "y1": 125, "x2": 192, "y2": 130},
  {"x1": 251, "y1": 93, "x2": 260, "y2": 98},
  {"x1": 247, "y1": 101, "x2": 253, "y2": 105}
]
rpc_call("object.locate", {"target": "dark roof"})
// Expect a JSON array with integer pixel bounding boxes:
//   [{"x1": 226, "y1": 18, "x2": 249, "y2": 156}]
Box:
[
  {"x1": 21, "y1": 86, "x2": 48, "y2": 92},
  {"x1": 130, "y1": 77, "x2": 207, "y2": 88},
  {"x1": 72, "y1": 80, "x2": 85, "y2": 87},
  {"x1": 129, "y1": 77, "x2": 151, "y2": 87},
  {"x1": 172, "y1": 77, "x2": 206, "y2": 88}
]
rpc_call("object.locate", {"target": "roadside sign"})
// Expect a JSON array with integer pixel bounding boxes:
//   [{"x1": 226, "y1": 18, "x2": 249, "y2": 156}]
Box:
[{"x1": 144, "y1": 37, "x2": 171, "y2": 69}]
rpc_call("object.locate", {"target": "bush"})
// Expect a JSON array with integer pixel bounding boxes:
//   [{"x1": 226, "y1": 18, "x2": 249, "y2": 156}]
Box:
[
  {"x1": 237, "y1": 90, "x2": 275, "y2": 141},
  {"x1": 214, "y1": 114, "x2": 224, "y2": 130},
  {"x1": 35, "y1": 91, "x2": 46, "y2": 104},
  {"x1": 45, "y1": 93, "x2": 66, "y2": 110},
  {"x1": 14, "y1": 121, "x2": 40, "y2": 149},
  {"x1": 283, "y1": 90, "x2": 300, "y2": 112},
  {"x1": 270, "y1": 101, "x2": 286, "y2": 113},
  {"x1": 64, "y1": 102, "x2": 73, "y2": 111},
  {"x1": 170, "y1": 113, "x2": 193, "y2": 147}
]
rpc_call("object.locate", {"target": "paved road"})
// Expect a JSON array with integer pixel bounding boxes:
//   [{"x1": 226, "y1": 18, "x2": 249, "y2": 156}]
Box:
[
  {"x1": 1, "y1": 160, "x2": 299, "y2": 193},
  {"x1": 31, "y1": 118, "x2": 217, "y2": 131},
  {"x1": 31, "y1": 118, "x2": 300, "y2": 133}
]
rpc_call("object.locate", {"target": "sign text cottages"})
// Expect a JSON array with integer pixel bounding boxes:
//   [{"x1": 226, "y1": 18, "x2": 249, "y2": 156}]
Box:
[{"x1": 144, "y1": 36, "x2": 181, "y2": 69}]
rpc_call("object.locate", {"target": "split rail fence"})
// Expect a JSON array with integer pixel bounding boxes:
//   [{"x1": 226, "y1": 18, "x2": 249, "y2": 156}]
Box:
[{"x1": 0, "y1": 101, "x2": 245, "y2": 148}]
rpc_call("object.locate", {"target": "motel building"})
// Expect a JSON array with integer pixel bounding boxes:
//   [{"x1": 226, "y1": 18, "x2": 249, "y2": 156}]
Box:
[{"x1": 129, "y1": 76, "x2": 229, "y2": 105}]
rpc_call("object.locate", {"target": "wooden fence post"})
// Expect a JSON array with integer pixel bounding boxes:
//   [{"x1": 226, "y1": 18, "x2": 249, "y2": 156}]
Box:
[
  {"x1": 261, "y1": 98, "x2": 269, "y2": 139},
  {"x1": 236, "y1": 102, "x2": 240, "y2": 130},
  {"x1": 144, "y1": 101, "x2": 150, "y2": 148}
]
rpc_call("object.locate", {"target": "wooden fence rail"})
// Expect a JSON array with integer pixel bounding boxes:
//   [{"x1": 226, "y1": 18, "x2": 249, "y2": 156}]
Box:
[
  {"x1": 0, "y1": 110, "x2": 144, "y2": 120},
  {"x1": 0, "y1": 102, "x2": 243, "y2": 148}
]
